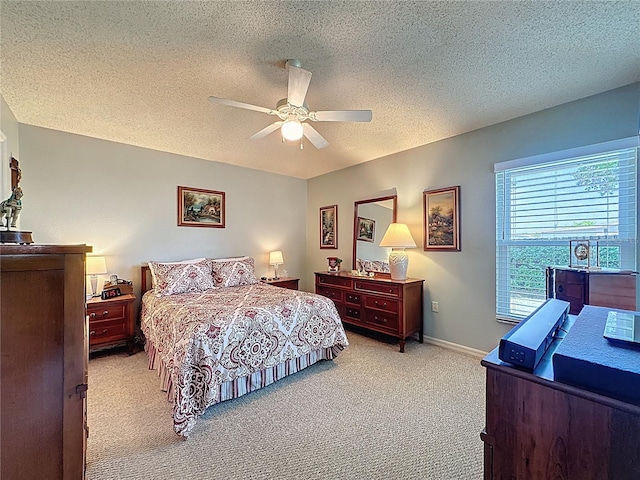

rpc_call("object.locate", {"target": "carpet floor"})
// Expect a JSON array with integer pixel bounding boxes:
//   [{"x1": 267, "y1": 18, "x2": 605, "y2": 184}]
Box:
[{"x1": 86, "y1": 331, "x2": 486, "y2": 480}]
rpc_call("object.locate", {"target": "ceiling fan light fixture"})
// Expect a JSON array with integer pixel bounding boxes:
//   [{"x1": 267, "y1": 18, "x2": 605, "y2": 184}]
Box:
[{"x1": 281, "y1": 118, "x2": 304, "y2": 141}]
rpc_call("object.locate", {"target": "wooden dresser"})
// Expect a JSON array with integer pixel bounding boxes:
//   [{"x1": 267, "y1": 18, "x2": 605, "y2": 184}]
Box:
[
  {"x1": 1, "y1": 244, "x2": 90, "y2": 479},
  {"x1": 546, "y1": 266, "x2": 636, "y2": 315},
  {"x1": 315, "y1": 272, "x2": 423, "y2": 352},
  {"x1": 481, "y1": 310, "x2": 640, "y2": 479}
]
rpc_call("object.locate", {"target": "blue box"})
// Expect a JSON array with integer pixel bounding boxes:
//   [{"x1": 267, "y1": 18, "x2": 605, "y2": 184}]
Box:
[{"x1": 553, "y1": 305, "x2": 640, "y2": 405}]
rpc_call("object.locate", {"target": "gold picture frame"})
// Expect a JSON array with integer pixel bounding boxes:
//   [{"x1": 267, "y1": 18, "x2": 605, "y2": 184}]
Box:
[
  {"x1": 424, "y1": 186, "x2": 461, "y2": 251},
  {"x1": 177, "y1": 186, "x2": 225, "y2": 228},
  {"x1": 320, "y1": 205, "x2": 338, "y2": 249}
]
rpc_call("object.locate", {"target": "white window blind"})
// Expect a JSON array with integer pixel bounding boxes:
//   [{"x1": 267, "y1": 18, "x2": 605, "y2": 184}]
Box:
[{"x1": 496, "y1": 144, "x2": 637, "y2": 322}]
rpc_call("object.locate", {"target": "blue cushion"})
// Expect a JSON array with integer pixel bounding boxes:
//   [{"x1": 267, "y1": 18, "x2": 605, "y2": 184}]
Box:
[{"x1": 552, "y1": 305, "x2": 640, "y2": 405}]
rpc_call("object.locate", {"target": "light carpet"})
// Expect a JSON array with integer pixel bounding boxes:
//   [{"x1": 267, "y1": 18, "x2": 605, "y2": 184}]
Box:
[{"x1": 86, "y1": 332, "x2": 486, "y2": 480}]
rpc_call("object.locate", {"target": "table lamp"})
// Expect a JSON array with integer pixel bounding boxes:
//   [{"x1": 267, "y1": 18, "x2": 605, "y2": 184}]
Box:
[
  {"x1": 86, "y1": 255, "x2": 107, "y2": 297},
  {"x1": 269, "y1": 251, "x2": 284, "y2": 279},
  {"x1": 379, "y1": 223, "x2": 416, "y2": 280}
]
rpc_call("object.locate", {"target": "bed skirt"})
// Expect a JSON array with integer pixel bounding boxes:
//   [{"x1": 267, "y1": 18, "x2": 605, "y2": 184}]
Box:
[{"x1": 145, "y1": 340, "x2": 344, "y2": 420}]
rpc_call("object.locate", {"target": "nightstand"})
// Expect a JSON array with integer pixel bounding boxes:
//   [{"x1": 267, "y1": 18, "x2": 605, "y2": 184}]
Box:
[
  {"x1": 86, "y1": 293, "x2": 136, "y2": 353},
  {"x1": 261, "y1": 277, "x2": 300, "y2": 290}
]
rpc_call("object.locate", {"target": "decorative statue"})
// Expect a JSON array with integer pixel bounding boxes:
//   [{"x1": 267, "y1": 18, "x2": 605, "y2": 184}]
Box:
[
  {"x1": 0, "y1": 186, "x2": 23, "y2": 228},
  {"x1": 0, "y1": 156, "x2": 32, "y2": 243}
]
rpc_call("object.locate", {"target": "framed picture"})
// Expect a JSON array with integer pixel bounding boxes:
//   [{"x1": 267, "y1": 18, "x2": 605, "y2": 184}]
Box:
[
  {"x1": 356, "y1": 217, "x2": 375, "y2": 243},
  {"x1": 424, "y1": 186, "x2": 460, "y2": 251},
  {"x1": 178, "y1": 186, "x2": 226, "y2": 228},
  {"x1": 320, "y1": 205, "x2": 338, "y2": 249}
]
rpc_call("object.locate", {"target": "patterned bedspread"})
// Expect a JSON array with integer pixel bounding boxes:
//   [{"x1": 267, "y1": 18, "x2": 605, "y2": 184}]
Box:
[{"x1": 140, "y1": 283, "x2": 349, "y2": 437}]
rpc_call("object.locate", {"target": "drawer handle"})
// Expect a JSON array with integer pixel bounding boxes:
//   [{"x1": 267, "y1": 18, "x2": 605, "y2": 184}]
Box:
[
  {"x1": 374, "y1": 316, "x2": 387, "y2": 323},
  {"x1": 558, "y1": 285, "x2": 564, "y2": 293},
  {"x1": 374, "y1": 301, "x2": 387, "y2": 308},
  {"x1": 90, "y1": 329, "x2": 108, "y2": 336},
  {"x1": 89, "y1": 310, "x2": 109, "y2": 319}
]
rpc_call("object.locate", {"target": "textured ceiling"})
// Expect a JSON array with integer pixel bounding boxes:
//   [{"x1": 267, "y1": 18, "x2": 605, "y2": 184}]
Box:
[{"x1": 1, "y1": 1, "x2": 639, "y2": 179}]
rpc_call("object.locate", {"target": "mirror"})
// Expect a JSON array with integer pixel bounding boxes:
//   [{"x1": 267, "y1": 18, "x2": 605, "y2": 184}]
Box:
[{"x1": 352, "y1": 194, "x2": 397, "y2": 272}]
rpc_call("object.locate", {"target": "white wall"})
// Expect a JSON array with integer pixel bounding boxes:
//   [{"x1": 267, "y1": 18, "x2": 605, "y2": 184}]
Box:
[
  {"x1": 306, "y1": 83, "x2": 640, "y2": 352},
  {"x1": 0, "y1": 95, "x2": 20, "y2": 200},
  {"x1": 7, "y1": 83, "x2": 640, "y2": 352},
  {"x1": 18, "y1": 125, "x2": 307, "y2": 299}
]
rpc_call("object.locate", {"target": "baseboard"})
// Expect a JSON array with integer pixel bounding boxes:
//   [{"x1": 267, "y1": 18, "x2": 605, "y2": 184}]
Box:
[{"x1": 424, "y1": 336, "x2": 488, "y2": 359}]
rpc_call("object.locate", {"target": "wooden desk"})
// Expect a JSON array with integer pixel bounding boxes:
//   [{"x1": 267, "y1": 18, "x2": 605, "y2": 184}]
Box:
[{"x1": 481, "y1": 317, "x2": 640, "y2": 479}]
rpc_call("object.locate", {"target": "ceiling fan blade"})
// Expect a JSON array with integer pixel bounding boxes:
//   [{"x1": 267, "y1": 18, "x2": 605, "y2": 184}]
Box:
[
  {"x1": 287, "y1": 65, "x2": 312, "y2": 107},
  {"x1": 249, "y1": 122, "x2": 283, "y2": 140},
  {"x1": 302, "y1": 123, "x2": 329, "y2": 149},
  {"x1": 208, "y1": 96, "x2": 275, "y2": 115},
  {"x1": 313, "y1": 110, "x2": 373, "y2": 122}
]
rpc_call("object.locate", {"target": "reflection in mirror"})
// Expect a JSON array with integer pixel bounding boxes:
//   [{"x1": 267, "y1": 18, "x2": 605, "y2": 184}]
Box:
[{"x1": 353, "y1": 195, "x2": 397, "y2": 272}]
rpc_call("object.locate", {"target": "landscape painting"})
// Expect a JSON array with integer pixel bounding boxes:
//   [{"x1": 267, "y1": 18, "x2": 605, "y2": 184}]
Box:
[
  {"x1": 320, "y1": 205, "x2": 338, "y2": 249},
  {"x1": 178, "y1": 186, "x2": 226, "y2": 228},
  {"x1": 424, "y1": 186, "x2": 460, "y2": 251},
  {"x1": 356, "y1": 217, "x2": 376, "y2": 242}
]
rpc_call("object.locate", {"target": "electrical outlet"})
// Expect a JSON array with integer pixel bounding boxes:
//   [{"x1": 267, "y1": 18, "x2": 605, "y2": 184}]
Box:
[{"x1": 431, "y1": 301, "x2": 439, "y2": 313}]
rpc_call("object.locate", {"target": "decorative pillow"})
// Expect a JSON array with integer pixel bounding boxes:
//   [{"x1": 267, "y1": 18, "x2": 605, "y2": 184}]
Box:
[
  {"x1": 211, "y1": 256, "x2": 259, "y2": 287},
  {"x1": 148, "y1": 259, "x2": 214, "y2": 296},
  {"x1": 148, "y1": 257, "x2": 206, "y2": 290}
]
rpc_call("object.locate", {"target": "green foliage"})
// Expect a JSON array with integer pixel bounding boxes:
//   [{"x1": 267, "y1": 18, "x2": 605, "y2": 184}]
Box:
[
  {"x1": 509, "y1": 245, "x2": 620, "y2": 292},
  {"x1": 573, "y1": 161, "x2": 618, "y2": 197}
]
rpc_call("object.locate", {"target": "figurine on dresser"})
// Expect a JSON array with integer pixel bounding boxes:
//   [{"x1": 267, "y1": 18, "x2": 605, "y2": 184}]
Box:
[
  {"x1": 0, "y1": 186, "x2": 22, "y2": 228},
  {"x1": 0, "y1": 156, "x2": 33, "y2": 244}
]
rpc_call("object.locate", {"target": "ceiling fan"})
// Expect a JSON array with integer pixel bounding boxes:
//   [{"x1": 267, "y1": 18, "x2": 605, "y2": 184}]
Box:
[{"x1": 208, "y1": 59, "x2": 372, "y2": 149}]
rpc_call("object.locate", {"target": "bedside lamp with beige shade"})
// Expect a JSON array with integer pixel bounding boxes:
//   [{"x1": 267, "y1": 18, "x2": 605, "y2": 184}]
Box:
[
  {"x1": 379, "y1": 223, "x2": 416, "y2": 280},
  {"x1": 86, "y1": 255, "x2": 107, "y2": 298},
  {"x1": 269, "y1": 250, "x2": 284, "y2": 280}
]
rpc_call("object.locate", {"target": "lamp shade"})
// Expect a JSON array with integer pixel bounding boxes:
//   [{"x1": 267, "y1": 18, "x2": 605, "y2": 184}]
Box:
[
  {"x1": 86, "y1": 256, "x2": 107, "y2": 275},
  {"x1": 269, "y1": 251, "x2": 284, "y2": 265},
  {"x1": 379, "y1": 223, "x2": 417, "y2": 248}
]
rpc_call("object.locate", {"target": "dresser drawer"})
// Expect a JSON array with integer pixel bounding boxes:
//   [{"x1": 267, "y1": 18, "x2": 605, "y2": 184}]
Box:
[
  {"x1": 316, "y1": 286, "x2": 343, "y2": 303},
  {"x1": 89, "y1": 318, "x2": 127, "y2": 346},
  {"x1": 317, "y1": 274, "x2": 352, "y2": 288},
  {"x1": 345, "y1": 292, "x2": 361, "y2": 305},
  {"x1": 363, "y1": 295, "x2": 398, "y2": 313},
  {"x1": 87, "y1": 303, "x2": 125, "y2": 321},
  {"x1": 355, "y1": 280, "x2": 400, "y2": 297},
  {"x1": 364, "y1": 310, "x2": 399, "y2": 332},
  {"x1": 345, "y1": 306, "x2": 362, "y2": 321}
]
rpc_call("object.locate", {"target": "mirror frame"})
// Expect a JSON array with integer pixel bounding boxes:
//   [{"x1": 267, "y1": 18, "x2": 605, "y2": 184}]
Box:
[{"x1": 352, "y1": 194, "x2": 397, "y2": 271}]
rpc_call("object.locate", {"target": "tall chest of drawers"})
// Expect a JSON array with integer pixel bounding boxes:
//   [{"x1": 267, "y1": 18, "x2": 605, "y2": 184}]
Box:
[
  {"x1": 1, "y1": 244, "x2": 90, "y2": 479},
  {"x1": 315, "y1": 272, "x2": 424, "y2": 352}
]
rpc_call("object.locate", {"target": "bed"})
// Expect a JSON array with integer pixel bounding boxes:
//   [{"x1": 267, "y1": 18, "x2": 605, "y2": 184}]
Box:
[{"x1": 139, "y1": 256, "x2": 349, "y2": 437}]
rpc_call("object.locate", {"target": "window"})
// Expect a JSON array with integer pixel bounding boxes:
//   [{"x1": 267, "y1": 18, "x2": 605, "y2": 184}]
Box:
[{"x1": 496, "y1": 138, "x2": 638, "y2": 322}]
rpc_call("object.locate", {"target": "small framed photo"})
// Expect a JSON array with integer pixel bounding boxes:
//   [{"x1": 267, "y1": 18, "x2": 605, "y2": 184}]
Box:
[
  {"x1": 356, "y1": 217, "x2": 375, "y2": 243},
  {"x1": 178, "y1": 186, "x2": 226, "y2": 228},
  {"x1": 424, "y1": 186, "x2": 460, "y2": 251},
  {"x1": 320, "y1": 205, "x2": 338, "y2": 249}
]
